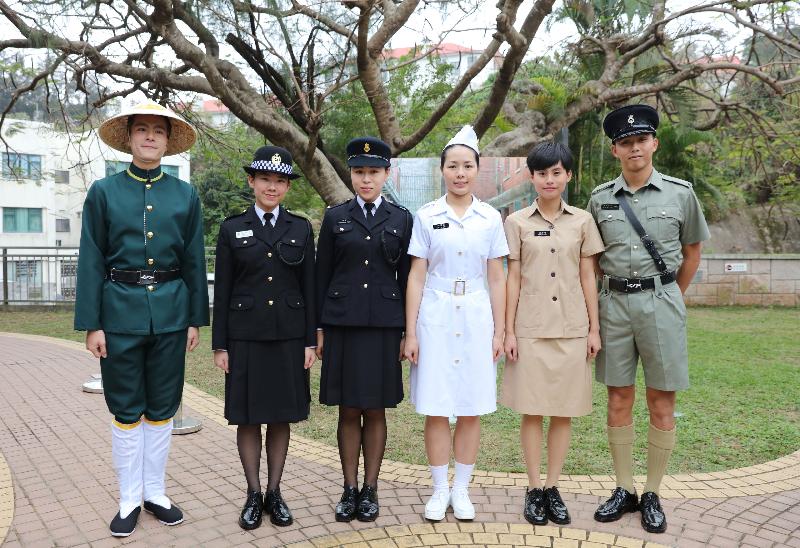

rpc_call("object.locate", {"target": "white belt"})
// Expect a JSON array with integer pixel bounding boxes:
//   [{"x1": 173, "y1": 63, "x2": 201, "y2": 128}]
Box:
[{"x1": 425, "y1": 276, "x2": 484, "y2": 295}]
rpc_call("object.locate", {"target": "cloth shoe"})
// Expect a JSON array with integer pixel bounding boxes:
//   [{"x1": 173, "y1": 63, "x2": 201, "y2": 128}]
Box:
[
  {"x1": 424, "y1": 489, "x2": 450, "y2": 521},
  {"x1": 142, "y1": 418, "x2": 173, "y2": 508},
  {"x1": 523, "y1": 488, "x2": 547, "y2": 525},
  {"x1": 640, "y1": 491, "x2": 667, "y2": 533},
  {"x1": 594, "y1": 487, "x2": 639, "y2": 522},
  {"x1": 238, "y1": 490, "x2": 263, "y2": 530},
  {"x1": 143, "y1": 500, "x2": 184, "y2": 525},
  {"x1": 111, "y1": 420, "x2": 144, "y2": 523},
  {"x1": 450, "y1": 486, "x2": 475, "y2": 520},
  {"x1": 110, "y1": 506, "x2": 141, "y2": 537},
  {"x1": 543, "y1": 486, "x2": 570, "y2": 525}
]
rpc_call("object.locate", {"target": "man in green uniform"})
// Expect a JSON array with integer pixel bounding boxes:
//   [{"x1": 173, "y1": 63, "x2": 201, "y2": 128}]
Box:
[
  {"x1": 74, "y1": 101, "x2": 209, "y2": 537},
  {"x1": 587, "y1": 105, "x2": 709, "y2": 534}
]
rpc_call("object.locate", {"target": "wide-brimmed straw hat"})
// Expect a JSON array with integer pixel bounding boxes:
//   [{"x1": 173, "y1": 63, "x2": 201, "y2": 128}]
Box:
[{"x1": 98, "y1": 100, "x2": 197, "y2": 156}]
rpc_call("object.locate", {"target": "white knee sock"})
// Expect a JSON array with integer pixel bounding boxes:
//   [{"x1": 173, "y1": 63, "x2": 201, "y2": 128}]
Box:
[
  {"x1": 143, "y1": 418, "x2": 173, "y2": 508},
  {"x1": 430, "y1": 464, "x2": 449, "y2": 493},
  {"x1": 453, "y1": 461, "x2": 474, "y2": 491},
  {"x1": 111, "y1": 419, "x2": 144, "y2": 518}
]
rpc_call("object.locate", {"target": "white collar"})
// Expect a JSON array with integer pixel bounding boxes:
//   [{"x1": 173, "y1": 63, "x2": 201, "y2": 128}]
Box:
[
  {"x1": 254, "y1": 203, "x2": 279, "y2": 224},
  {"x1": 356, "y1": 195, "x2": 382, "y2": 213}
]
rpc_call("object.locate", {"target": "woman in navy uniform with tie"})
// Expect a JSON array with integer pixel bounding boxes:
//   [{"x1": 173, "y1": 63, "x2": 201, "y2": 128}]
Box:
[
  {"x1": 212, "y1": 146, "x2": 316, "y2": 530},
  {"x1": 315, "y1": 137, "x2": 413, "y2": 523}
]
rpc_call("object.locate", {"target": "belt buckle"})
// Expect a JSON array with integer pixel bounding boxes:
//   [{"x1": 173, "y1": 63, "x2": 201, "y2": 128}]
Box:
[
  {"x1": 625, "y1": 280, "x2": 642, "y2": 291},
  {"x1": 138, "y1": 270, "x2": 156, "y2": 285},
  {"x1": 453, "y1": 279, "x2": 466, "y2": 296}
]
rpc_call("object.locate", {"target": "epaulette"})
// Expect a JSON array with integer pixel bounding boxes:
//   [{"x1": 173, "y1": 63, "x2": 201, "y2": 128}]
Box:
[
  {"x1": 284, "y1": 208, "x2": 312, "y2": 222},
  {"x1": 223, "y1": 209, "x2": 248, "y2": 222},
  {"x1": 591, "y1": 181, "x2": 615, "y2": 194},
  {"x1": 661, "y1": 175, "x2": 692, "y2": 188},
  {"x1": 417, "y1": 201, "x2": 436, "y2": 210},
  {"x1": 326, "y1": 199, "x2": 350, "y2": 210},
  {"x1": 385, "y1": 199, "x2": 409, "y2": 213}
]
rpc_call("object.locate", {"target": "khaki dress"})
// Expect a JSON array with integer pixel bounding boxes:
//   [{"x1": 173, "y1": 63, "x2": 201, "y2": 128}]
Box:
[{"x1": 500, "y1": 201, "x2": 604, "y2": 417}]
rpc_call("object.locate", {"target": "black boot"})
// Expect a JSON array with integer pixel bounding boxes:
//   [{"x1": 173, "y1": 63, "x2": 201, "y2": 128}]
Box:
[
  {"x1": 523, "y1": 488, "x2": 547, "y2": 525},
  {"x1": 335, "y1": 485, "x2": 359, "y2": 522},
  {"x1": 543, "y1": 486, "x2": 570, "y2": 525},
  {"x1": 356, "y1": 484, "x2": 379, "y2": 522},
  {"x1": 594, "y1": 487, "x2": 639, "y2": 522},
  {"x1": 264, "y1": 488, "x2": 293, "y2": 527},
  {"x1": 238, "y1": 490, "x2": 263, "y2": 530},
  {"x1": 640, "y1": 491, "x2": 667, "y2": 533}
]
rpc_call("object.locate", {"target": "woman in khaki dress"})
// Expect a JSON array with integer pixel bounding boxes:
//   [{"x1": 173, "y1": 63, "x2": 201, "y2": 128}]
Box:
[{"x1": 503, "y1": 142, "x2": 604, "y2": 526}]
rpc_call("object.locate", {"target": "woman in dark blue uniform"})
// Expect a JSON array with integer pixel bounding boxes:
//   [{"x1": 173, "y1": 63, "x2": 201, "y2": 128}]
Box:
[
  {"x1": 212, "y1": 146, "x2": 316, "y2": 530},
  {"x1": 315, "y1": 137, "x2": 412, "y2": 522}
]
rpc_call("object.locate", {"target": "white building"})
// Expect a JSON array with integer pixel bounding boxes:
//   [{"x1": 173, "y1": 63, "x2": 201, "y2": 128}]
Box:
[{"x1": 0, "y1": 118, "x2": 190, "y2": 302}]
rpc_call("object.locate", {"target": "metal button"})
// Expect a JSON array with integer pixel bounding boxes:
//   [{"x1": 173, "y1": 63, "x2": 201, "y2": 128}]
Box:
[
  {"x1": 146, "y1": 205, "x2": 153, "y2": 212},
  {"x1": 551, "y1": 272, "x2": 556, "y2": 277},
  {"x1": 145, "y1": 184, "x2": 152, "y2": 190},
  {"x1": 457, "y1": 251, "x2": 463, "y2": 255},
  {"x1": 237, "y1": 303, "x2": 242, "y2": 308},
  {"x1": 147, "y1": 285, "x2": 154, "y2": 292},
  {"x1": 365, "y1": 236, "x2": 371, "y2": 240},
  {"x1": 393, "y1": 229, "x2": 397, "y2": 233},
  {"x1": 243, "y1": 240, "x2": 248, "y2": 244},
  {"x1": 633, "y1": 198, "x2": 638, "y2": 203},
  {"x1": 147, "y1": 258, "x2": 154, "y2": 265},
  {"x1": 456, "y1": 333, "x2": 462, "y2": 337},
  {"x1": 454, "y1": 359, "x2": 460, "y2": 364},
  {"x1": 146, "y1": 231, "x2": 154, "y2": 239},
  {"x1": 291, "y1": 239, "x2": 296, "y2": 243},
  {"x1": 456, "y1": 305, "x2": 461, "y2": 310},
  {"x1": 340, "y1": 227, "x2": 344, "y2": 232},
  {"x1": 633, "y1": 271, "x2": 638, "y2": 276},
  {"x1": 267, "y1": 252, "x2": 272, "y2": 258},
  {"x1": 364, "y1": 260, "x2": 369, "y2": 265},
  {"x1": 363, "y1": 283, "x2": 368, "y2": 289},
  {"x1": 334, "y1": 291, "x2": 339, "y2": 296},
  {"x1": 552, "y1": 296, "x2": 557, "y2": 301},
  {"x1": 662, "y1": 211, "x2": 667, "y2": 216},
  {"x1": 267, "y1": 276, "x2": 273, "y2": 282},
  {"x1": 633, "y1": 245, "x2": 638, "y2": 250},
  {"x1": 268, "y1": 300, "x2": 274, "y2": 306},
  {"x1": 607, "y1": 214, "x2": 613, "y2": 219},
  {"x1": 550, "y1": 248, "x2": 556, "y2": 253}
]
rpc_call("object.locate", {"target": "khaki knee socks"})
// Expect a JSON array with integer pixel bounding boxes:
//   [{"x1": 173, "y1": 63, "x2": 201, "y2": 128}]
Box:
[
  {"x1": 607, "y1": 424, "x2": 635, "y2": 493},
  {"x1": 644, "y1": 423, "x2": 676, "y2": 495}
]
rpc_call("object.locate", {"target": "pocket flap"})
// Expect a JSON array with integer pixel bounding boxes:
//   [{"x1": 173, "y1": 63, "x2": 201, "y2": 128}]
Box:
[
  {"x1": 230, "y1": 295, "x2": 254, "y2": 310},
  {"x1": 285, "y1": 292, "x2": 305, "y2": 308},
  {"x1": 646, "y1": 205, "x2": 682, "y2": 221},
  {"x1": 328, "y1": 286, "x2": 349, "y2": 298},
  {"x1": 598, "y1": 211, "x2": 626, "y2": 223},
  {"x1": 234, "y1": 237, "x2": 257, "y2": 248},
  {"x1": 383, "y1": 225, "x2": 402, "y2": 238},
  {"x1": 332, "y1": 223, "x2": 353, "y2": 234},
  {"x1": 380, "y1": 286, "x2": 401, "y2": 300}
]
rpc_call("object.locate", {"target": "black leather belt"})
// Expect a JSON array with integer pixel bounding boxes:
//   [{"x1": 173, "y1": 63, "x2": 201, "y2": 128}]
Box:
[
  {"x1": 608, "y1": 271, "x2": 676, "y2": 293},
  {"x1": 108, "y1": 268, "x2": 181, "y2": 285}
]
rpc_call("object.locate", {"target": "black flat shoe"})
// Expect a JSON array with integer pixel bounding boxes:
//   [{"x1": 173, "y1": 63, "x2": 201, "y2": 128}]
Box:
[
  {"x1": 335, "y1": 485, "x2": 359, "y2": 522},
  {"x1": 640, "y1": 491, "x2": 667, "y2": 533},
  {"x1": 356, "y1": 484, "x2": 379, "y2": 522},
  {"x1": 238, "y1": 490, "x2": 263, "y2": 530},
  {"x1": 264, "y1": 488, "x2": 293, "y2": 527},
  {"x1": 543, "y1": 486, "x2": 570, "y2": 525},
  {"x1": 143, "y1": 500, "x2": 184, "y2": 526},
  {"x1": 594, "y1": 487, "x2": 639, "y2": 523},
  {"x1": 110, "y1": 506, "x2": 141, "y2": 537},
  {"x1": 523, "y1": 488, "x2": 547, "y2": 525}
]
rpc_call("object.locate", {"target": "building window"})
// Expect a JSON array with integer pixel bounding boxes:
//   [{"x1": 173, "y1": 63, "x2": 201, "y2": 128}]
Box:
[
  {"x1": 2, "y1": 153, "x2": 42, "y2": 179},
  {"x1": 105, "y1": 161, "x2": 180, "y2": 178},
  {"x1": 54, "y1": 169, "x2": 70, "y2": 184},
  {"x1": 56, "y1": 218, "x2": 70, "y2": 232},
  {"x1": 3, "y1": 207, "x2": 43, "y2": 233}
]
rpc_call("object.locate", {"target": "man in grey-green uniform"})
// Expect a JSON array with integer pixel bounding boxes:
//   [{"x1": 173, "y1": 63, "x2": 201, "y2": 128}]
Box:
[{"x1": 587, "y1": 105, "x2": 709, "y2": 534}]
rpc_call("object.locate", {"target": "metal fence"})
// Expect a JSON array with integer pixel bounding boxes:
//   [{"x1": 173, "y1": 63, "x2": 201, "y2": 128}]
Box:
[{"x1": 1, "y1": 246, "x2": 217, "y2": 305}]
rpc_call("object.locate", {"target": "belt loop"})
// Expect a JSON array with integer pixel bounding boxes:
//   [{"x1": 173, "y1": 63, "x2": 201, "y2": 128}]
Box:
[
  {"x1": 601, "y1": 275, "x2": 610, "y2": 293},
  {"x1": 654, "y1": 272, "x2": 664, "y2": 297}
]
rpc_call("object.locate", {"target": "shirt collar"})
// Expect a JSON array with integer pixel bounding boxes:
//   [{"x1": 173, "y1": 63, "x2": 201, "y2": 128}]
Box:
[
  {"x1": 613, "y1": 168, "x2": 663, "y2": 195},
  {"x1": 431, "y1": 194, "x2": 487, "y2": 219},
  {"x1": 356, "y1": 195, "x2": 382, "y2": 212},
  {"x1": 529, "y1": 198, "x2": 573, "y2": 218},
  {"x1": 254, "y1": 203, "x2": 279, "y2": 223},
  {"x1": 126, "y1": 162, "x2": 163, "y2": 183}
]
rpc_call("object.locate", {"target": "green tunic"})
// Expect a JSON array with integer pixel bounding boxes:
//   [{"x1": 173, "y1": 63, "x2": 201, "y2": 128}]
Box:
[{"x1": 74, "y1": 163, "x2": 210, "y2": 334}]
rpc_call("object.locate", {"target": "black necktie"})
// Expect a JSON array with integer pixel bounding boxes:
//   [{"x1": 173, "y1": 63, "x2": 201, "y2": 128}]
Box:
[
  {"x1": 364, "y1": 202, "x2": 375, "y2": 228},
  {"x1": 263, "y1": 212, "x2": 274, "y2": 234}
]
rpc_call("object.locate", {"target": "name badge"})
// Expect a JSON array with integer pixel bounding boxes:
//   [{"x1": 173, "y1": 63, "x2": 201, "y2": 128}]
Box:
[
  {"x1": 337, "y1": 219, "x2": 351, "y2": 224},
  {"x1": 601, "y1": 203, "x2": 620, "y2": 210},
  {"x1": 534, "y1": 230, "x2": 550, "y2": 237},
  {"x1": 235, "y1": 230, "x2": 254, "y2": 238},
  {"x1": 433, "y1": 223, "x2": 449, "y2": 230}
]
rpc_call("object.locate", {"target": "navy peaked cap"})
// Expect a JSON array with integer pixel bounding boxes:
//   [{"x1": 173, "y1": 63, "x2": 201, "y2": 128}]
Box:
[
  {"x1": 603, "y1": 104, "x2": 659, "y2": 142},
  {"x1": 346, "y1": 137, "x2": 391, "y2": 167}
]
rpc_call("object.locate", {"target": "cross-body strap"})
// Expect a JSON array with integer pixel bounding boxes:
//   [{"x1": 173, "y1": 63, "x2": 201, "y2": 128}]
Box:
[{"x1": 615, "y1": 193, "x2": 669, "y2": 274}]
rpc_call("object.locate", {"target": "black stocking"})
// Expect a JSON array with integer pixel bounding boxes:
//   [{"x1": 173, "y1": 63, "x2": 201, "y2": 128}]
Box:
[
  {"x1": 265, "y1": 422, "x2": 290, "y2": 491},
  {"x1": 338, "y1": 406, "x2": 362, "y2": 487},
  {"x1": 237, "y1": 424, "x2": 262, "y2": 492},
  {"x1": 361, "y1": 408, "x2": 387, "y2": 487}
]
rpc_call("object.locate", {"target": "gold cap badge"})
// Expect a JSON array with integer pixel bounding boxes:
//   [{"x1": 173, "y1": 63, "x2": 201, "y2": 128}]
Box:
[
  {"x1": 364, "y1": 143, "x2": 371, "y2": 152},
  {"x1": 271, "y1": 153, "x2": 282, "y2": 164},
  {"x1": 627, "y1": 115, "x2": 635, "y2": 124}
]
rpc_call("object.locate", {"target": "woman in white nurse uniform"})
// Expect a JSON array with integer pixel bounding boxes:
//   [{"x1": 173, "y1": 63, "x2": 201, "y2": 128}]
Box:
[{"x1": 404, "y1": 126, "x2": 508, "y2": 521}]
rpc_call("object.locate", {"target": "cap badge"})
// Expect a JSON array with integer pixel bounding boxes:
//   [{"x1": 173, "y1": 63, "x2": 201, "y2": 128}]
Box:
[
  {"x1": 627, "y1": 114, "x2": 635, "y2": 124},
  {"x1": 271, "y1": 153, "x2": 282, "y2": 164},
  {"x1": 364, "y1": 143, "x2": 371, "y2": 152}
]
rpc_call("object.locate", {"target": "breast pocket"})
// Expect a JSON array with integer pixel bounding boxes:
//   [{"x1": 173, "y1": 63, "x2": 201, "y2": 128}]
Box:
[
  {"x1": 597, "y1": 212, "x2": 628, "y2": 244},
  {"x1": 381, "y1": 226, "x2": 403, "y2": 265},
  {"x1": 646, "y1": 205, "x2": 682, "y2": 246},
  {"x1": 277, "y1": 239, "x2": 305, "y2": 265}
]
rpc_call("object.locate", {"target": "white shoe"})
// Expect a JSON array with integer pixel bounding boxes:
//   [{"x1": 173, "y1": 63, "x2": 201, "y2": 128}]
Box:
[
  {"x1": 424, "y1": 489, "x2": 450, "y2": 521},
  {"x1": 450, "y1": 487, "x2": 475, "y2": 520}
]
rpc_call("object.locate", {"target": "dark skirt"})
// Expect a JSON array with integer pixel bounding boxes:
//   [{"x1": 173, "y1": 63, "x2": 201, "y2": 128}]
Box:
[
  {"x1": 225, "y1": 338, "x2": 310, "y2": 425},
  {"x1": 320, "y1": 326, "x2": 404, "y2": 409}
]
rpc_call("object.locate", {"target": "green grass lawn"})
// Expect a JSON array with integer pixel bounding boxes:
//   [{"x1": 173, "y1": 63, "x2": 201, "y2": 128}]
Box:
[{"x1": 1, "y1": 306, "x2": 798, "y2": 475}]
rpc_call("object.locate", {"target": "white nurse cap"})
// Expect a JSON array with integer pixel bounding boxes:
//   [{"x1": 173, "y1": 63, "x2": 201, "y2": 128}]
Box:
[{"x1": 444, "y1": 125, "x2": 479, "y2": 155}]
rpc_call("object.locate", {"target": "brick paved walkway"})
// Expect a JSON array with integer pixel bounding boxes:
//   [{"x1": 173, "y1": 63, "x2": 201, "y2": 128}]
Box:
[{"x1": 0, "y1": 332, "x2": 798, "y2": 548}]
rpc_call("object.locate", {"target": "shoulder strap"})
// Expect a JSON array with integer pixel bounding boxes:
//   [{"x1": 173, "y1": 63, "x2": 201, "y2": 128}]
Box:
[{"x1": 615, "y1": 193, "x2": 669, "y2": 274}]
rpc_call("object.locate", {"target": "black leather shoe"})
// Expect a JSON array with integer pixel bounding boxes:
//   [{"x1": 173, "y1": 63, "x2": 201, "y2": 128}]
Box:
[
  {"x1": 356, "y1": 484, "x2": 379, "y2": 522},
  {"x1": 543, "y1": 486, "x2": 571, "y2": 525},
  {"x1": 523, "y1": 488, "x2": 547, "y2": 525},
  {"x1": 110, "y1": 506, "x2": 141, "y2": 537},
  {"x1": 238, "y1": 490, "x2": 263, "y2": 530},
  {"x1": 335, "y1": 485, "x2": 359, "y2": 522},
  {"x1": 264, "y1": 488, "x2": 293, "y2": 527},
  {"x1": 594, "y1": 487, "x2": 639, "y2": 522},
  {"x1": 640, "y1": 491, "x2": 667, "y2": 533}
]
